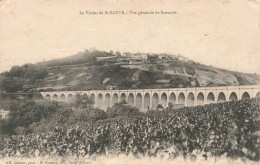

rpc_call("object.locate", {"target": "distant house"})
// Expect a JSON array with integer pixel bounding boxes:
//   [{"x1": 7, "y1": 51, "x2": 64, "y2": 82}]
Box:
[
  {"x1": 190, "y1": 79, "x2": 196, "y2": 86},
  {"x1": 128, "y1": 59, "x2": 143, "y2": 65},
  {"x1": 103, "y1": 78, "x2": 110, "y2": 84},
  {"x1": 141, "y1": 54, "x2": 148, "y2": 60},
  {"x1": 178, "y1": 56, "x2": 189, "y2": 62},
  {"x1": 48, "y1": 73, "x2": 55, "y2": 76},
  {"x1": 116, "y1": 56, "x2": 131, "y2": 62},
  {"x1": 196, "y1": 78, "x2": 207, "y2": 86},
  {"x1": 0, "y1": 109, "x2": 9, "y2": 119},
  {"x1": 23, "y1": 85, "x2": 35, "y2": 92},
  {"x1": 156, "y1": 79, "x2": 171, "y2": 84},
  {"x1": 131, "y1": 70, "x2": 142, "y2": 81},
  {"x1": 158, "y1": 54, "x2": 167, "y2": 59},
  {"x1": 163, "y1": 70, "x2": 176, "y2": 75},
  {"x1": 96, "y1": 56, "x2": 116, "y2": 61},
  {"x1": 106, "y1": 83, "x2": 118, "y2": 90}
]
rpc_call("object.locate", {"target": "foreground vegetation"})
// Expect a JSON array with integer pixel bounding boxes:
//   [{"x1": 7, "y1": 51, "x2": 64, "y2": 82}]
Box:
[{"x1": 0, "y1": 95, "x2": 259, "y2": 162}]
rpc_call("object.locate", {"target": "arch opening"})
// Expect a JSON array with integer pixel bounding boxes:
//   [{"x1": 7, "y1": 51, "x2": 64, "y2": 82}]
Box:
[
  {"x1": 128, "y1": 93, "x2": 134, "y2": 106},
  {"x1": 144, "y1": 93, "x2": 150, "y2": 110},
  {"x1": 152, "y1": 93, "x2": 159, "y2": 109},
  {"x1": 112, "y1": 93, "x2": 118, "y2": 106},
  {"x1": 256, "y1": 92, "x2": 260, "y2": 99},
  {"x1": 169, "y1": 93, "x2": 176, "y2": 105},
  {"x1": 229, "y1": 92, "x2": 238, "y2": 101},
  {"x1": 104, "y1": 93, "x2": 111, "y2": 109},
  {"x1": 178, "y1": 92, "x2": 185, "y2": 105},
  {"x1": 207, "y1": 92, "x2": 215, "y2": 104},
  {"x1": 187, "y1": 92, "x2": 194, "y2": 106},
  {"x1": 60, "y1": 94, "x2": 65, "y2": 102},
  {"x1": 53, "y1": 94, "x2": 58, "y2": 101},
  {"x1": 67, "y1": 94, "x2": 73, "y2": 102},
  {"x1": 197, "y1": 92, "x2": 204, "y2": 105},
  {"x1": 97, "y1": 94, "x2": 103, "y2": 109},
  {"x1": 120, "y1": 93, "x2": 126, "y2": 102},
  {"x1": 161, "y1": 93, "x2": 167, "y2": 107},
  {"x1": 45, "y1": 94, "x2": 51, "y2": 100},
  {"x1": 136, "y1": 93, "x2": 142, "y2": 109},
  {"x1": 217, "y1": 92, "x2": 226, "y2": 102},
  {"x1": 90, "y1": 94, "x2": 95, "y2": 102},
  {"x1": 241, "y1": 92, "x2": 250, "y2": 100}
]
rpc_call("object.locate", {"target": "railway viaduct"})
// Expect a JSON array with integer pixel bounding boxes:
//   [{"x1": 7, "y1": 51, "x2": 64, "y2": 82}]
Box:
[{"x1": 41, "y1": 85, "x2": 260, "y2": 111}]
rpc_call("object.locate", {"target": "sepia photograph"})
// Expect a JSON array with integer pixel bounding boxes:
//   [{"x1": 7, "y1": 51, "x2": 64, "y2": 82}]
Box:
[{"x1": 0, "y1": 0, "x2": 260, "y2": 165}]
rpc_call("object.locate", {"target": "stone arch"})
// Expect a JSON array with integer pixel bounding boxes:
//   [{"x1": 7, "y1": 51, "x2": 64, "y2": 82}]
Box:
[
  {"x1": 53, "y1": 94, "x2": 58, "y2": 101},
  {"x1": 197, "y1": 92, "x2": 204, "y2": 105},
  {"x1": 60, "y1": 94, "x2": 65, "y2": 102},
  {"x1": 136, "y1": 93, "x2": 142, "y2": 109},
  {"x1": 207, "y1": 92, "x2": 215, "y2": 103},
  {"x1": 178, "y1": 92, "x2": 185, "y2": 105},
  {"x1": 152, "y1": 93, "x2": 159, "y2": 109},
  {"x1": 128, "y1": 93, "x2": 134, "y2": 106},
  {"x1": 256, "y1": 92, "x2": 260, "y2": 99},
  {"x1": 97, "y1": 93, "x2": 103, "y2": 109},
  {"x1": 217, "y1": 92, "x2": 226, "y2": 102},
  {"x1": 161, "y1": 93, "x2": 167, "y2": 107},
  {"x1": 120, "y1": 93, "x2": 126, "y2": 102},
  {"x1": 45, "y1": 94, "x2": 51, "y2": 100},
  {"x1": 241, "y1": 92, "x2": 250, "y2": 100},
  {"x1": 187, "y1": 92, "x2": 194, "y2": 106},
  {"x1": 144, "y1": 93, "x2": 150, "y2": 110},
  {"x1": 104, "y1": 93, "x2": 111, "y2": 109},
  {"x1": 112, "y1": 93, "x2": 118, "y2": 106},
  {"x1": 67, "y1": 94, "x2": 73, "y2": 102},
  {"x1": 169, "y1": 93, "x2": 176, "y2": 104},
  {"x1": 229, "y1": 92, "x2": 238, "y2": 101}
]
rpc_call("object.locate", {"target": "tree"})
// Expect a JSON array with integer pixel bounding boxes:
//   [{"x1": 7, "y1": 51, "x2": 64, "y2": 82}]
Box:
[
  {"x1": 8, "y1": 65, "x2": 23, "y2": 77},
  {"x1": 115, "y1": 51, "x2": 121, "y2": 57},
  {"x1": 73, "y1": 94, "x2": 95, "y2": 109}
]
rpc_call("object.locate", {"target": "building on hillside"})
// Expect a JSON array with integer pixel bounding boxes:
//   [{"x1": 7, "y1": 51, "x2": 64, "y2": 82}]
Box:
[
  {"x1": 129, "y1": 59, "x2": 143, "y2": 65},
  {"x1": 156, "y1": 79, "x2": 171, "y2": 84},
  {"x1": 131, "y1": 70, "x2": 142, "y2": 81},
  {"x1": 106, "y1": 83, "x2": 118, "y2": 90},
  {"x1": 103, "y1": 78, "x2": 110, "y2": 84},
  {"x1": 96, "y1": 56, "x2": 116, "y2": 61},
  {"x1": 0, "y1": 109, "x2": 9, "y2": 119},
  {"x1": 158, "y1": 54, "x2": 167, "y2": 59},
  {"x1": 116, "y1": 56, "x2": 131, "y2": 62},
  {"x1": 163, "y1": 69, "x2": 176, "y2": 75}
]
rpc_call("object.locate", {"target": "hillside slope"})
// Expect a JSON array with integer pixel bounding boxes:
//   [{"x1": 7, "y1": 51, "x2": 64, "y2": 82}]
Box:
[{"x1": 1, "y1": 49, "x2": 259, "y2": 92}]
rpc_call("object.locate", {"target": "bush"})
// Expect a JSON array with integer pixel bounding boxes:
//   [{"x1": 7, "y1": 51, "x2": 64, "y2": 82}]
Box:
[
  {"x1": 87, "y1": 108, "x2": 107, "y2": 122},
  {"x1": 1, "y1": 100, "x2": 60, "y2": 135},
  {"x1": 106, "y1": 101, "x2": 141, "y2": 118}
]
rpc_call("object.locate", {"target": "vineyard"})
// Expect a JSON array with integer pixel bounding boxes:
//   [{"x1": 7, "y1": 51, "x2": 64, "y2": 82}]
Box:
[{"x1": 0, "y1": 98, "x2": 259, "y2": 162}]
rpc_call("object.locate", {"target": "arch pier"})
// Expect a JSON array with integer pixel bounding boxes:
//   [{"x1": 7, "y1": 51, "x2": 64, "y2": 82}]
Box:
[{"x1": 41, "y1": 85, "x2": 260, "y2": 112}]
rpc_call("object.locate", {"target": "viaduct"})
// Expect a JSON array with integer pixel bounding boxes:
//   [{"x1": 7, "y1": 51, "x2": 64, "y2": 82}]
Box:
[{"x1": 41, "y1": 85, "x2": 260, "y2": 111}]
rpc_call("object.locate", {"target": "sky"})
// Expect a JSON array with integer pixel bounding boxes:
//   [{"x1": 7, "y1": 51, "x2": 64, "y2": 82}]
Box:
[{"x1": 0, "y1": 0, "x2": 259, "y2": 74}]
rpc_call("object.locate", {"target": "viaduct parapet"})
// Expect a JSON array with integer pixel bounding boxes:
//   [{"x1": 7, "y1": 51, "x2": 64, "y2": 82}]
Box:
[{"x1": 41, "y1": 85, "x2": 260, "y2": 111}]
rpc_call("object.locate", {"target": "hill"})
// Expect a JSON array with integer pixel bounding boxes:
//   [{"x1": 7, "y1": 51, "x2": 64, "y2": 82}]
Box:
[{"x1": 0, "y1": 49, "x2": 259, "y2": 93}]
